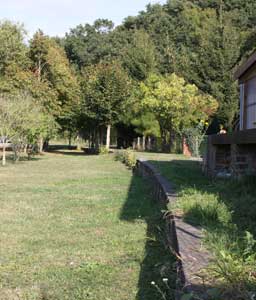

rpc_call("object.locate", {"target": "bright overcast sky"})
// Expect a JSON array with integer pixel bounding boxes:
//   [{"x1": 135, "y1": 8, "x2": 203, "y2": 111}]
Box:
[{"x1": 0, "y1": 0, "x2": 166, "y2": 37}]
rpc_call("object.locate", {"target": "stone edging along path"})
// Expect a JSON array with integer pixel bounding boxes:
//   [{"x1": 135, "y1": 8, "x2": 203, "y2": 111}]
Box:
[{"x1": 135, "y1": 159, "x2": 211, "y2": 299}]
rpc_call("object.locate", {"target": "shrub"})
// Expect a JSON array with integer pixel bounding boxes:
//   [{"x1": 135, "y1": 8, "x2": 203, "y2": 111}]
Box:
[
  {"x1": 183, "y1": 120, "x2": 209, "y2": 157},
  {"x1": 115, "y1": 149, "x2": 136, "y2": 169},
  {"x1": 98, "y1": 146, "x2": 109, "y2": 155}
]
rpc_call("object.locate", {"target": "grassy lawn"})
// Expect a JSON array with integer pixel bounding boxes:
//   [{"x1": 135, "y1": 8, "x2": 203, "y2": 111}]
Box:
[
  {"x1": 138, "y1": 152, "x2": 256, "y2": 299},
  {"x1": 0, "y1": 150, "x2": 175, "y2": 300}
]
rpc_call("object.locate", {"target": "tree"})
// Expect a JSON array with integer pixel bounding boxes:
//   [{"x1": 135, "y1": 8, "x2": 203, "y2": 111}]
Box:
[
  {"x1": 0, "y1": 21, "x2": 29, "y2": 75},
  {"x1": 0, "y1": 92, "x2": 58, "y2": 165},
  {"x1": 29, "y1": 31, "x2": 81, "y2": 138},
  {"x1": 122, "y1": 30, "x2": 157, "y2": 81},
  {"x1": 80, "y1": 61, "x2": 131, "y2": 149},
  {"x1": 64, "y1": 19, "x2": 116, "y2": 69},
  {"x1": 140, "y1": 73, "x2": 218, "y2": 151},
  {"x1": 119, "y1": 1, "x2": 250, "y2": 129}
]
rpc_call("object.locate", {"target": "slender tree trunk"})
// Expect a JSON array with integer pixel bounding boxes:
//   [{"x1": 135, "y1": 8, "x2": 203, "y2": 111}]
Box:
[
  {"x1": 106, "y1": 124, "x2": 111, "y2": 150},
  {"x1": 39, "y1": 138, "x2": 44, "y2": 153},
  {"x1": 68, "y1": 132, "x2": 72, "y2": 148},
  {"x1": 142, "y1": 135, "x2": 146, "y2": 151},
  {"x1": 76, "y1": 135, "x2": 81, "y2": 151},
  {"x1": 137, "y1": 137, "x2": 141, "y2": 150},
  {"x1": 147, "y1": 136, "x2": 151, "y2": 151},
  {"x1": 24, "y1": 144, "x2": 28, "y2": 154},
  {"x1": 2, "y1": 145, "x2": 6, "y2": 166},
  {"x1": 132, "y1": 140, "x2": 136, "y2": 150}
]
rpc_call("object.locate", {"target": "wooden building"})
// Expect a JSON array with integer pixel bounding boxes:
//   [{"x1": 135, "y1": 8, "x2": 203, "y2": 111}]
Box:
[
  {"x1": 235, "y1": 52, "x2": 256, "y2": 130},
  {"x1": 204, "y1": 52, "x2": 256, "y2": 177}
]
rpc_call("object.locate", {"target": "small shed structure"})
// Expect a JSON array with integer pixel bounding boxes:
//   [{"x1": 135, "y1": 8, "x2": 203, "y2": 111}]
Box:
[{"x1": 204, "y1": 52, "x2": 256, "y2": 177}]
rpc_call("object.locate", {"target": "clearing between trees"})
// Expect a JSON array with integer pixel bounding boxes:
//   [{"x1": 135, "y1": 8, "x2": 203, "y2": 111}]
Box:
[{"x1": 0, "y1": 151, "x2": 175, "y2": 300}]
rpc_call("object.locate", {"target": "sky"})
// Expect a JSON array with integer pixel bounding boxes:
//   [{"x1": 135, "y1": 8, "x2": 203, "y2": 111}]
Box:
[{"x1": 0, "y1": 0, "x2": 166, "y2": 37}]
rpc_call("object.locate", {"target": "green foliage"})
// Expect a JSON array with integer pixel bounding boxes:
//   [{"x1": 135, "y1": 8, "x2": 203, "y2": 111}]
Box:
[
  {"x1": 98, "y1": 145, "x2": 109, "y2": 155},
  {"x1": 29, "y1": 30, "x2": 81, "y2": 122},
  {"x1": 140, "y1": 73, "x2": 218, "y2": 151},
  {"x1": 0, "y1": 92, "x2": 58, "y2": 162},
  {"x1": 122, "y1": 30, "x2": 157, "y2": 81},
  {"x1": 115, "y1": 149, "x2": 137, "y2": 169},
  {"x1": 183, "y1": 120, "x2": 209, "y2": 157},
  {"x1": 80, "y1": 61, "x2": 131, "y2": 127},
  {"x1": 141, "y1": 73, "x2": 218, "y2": 134},
  {"x1": 145, "y1": 154, "x2": 256, "y2": 299},
  {"x1": 207, "y1": 231, "x2": 256, "y2": 299},
  {"x1": 0, "y1": 21, "x2": 29, "y2": 74},
  {"x1": 64, "y1": 19, "x2": 116, "y2": 68},
  {"x1": 121, "y1": 1, "x2": 254, "y2": 128}
]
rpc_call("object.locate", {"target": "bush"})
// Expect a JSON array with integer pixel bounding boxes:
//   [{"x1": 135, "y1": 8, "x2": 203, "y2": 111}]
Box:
[
  {"x1": 115, "y1": 149, "x2": 136, "y2": 169},
  {"x1": 98, "y1": 146, "x2": 109, "y2": 155},
  {"x1": 183, "y1": 120, "x2": 208, "y2": 157}
]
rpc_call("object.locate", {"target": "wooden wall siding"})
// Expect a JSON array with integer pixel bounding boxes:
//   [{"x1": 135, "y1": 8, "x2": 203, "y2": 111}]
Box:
[
  {"x1": 244, "y1": 77, "x2": 256, "y2": 130},
  {"x1": 240, "y1": 84, "x2": 244, "y2": 130}
]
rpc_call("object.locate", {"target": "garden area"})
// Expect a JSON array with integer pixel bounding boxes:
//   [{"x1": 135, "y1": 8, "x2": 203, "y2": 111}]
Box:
[
  {"x1": 1, "y1": 1, "x2": 256, "y2": 299},
  {"x1": 0, "y1": 150, "x2": 175, "y2": 300},
  {"x1": 141, "y1": 153, "x2": 256, "y2": 299}
]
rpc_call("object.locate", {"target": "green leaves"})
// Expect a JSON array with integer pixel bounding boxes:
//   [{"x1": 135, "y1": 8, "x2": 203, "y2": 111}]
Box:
[
  {"x1": 140, "y1": 73, "x2": 218, "y2": 135},
  {"x1": 80, "y1": 61, "x2": 131, "y2": 126}
]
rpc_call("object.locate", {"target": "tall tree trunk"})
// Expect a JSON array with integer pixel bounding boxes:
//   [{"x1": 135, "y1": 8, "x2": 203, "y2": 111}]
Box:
[
  {"x1": 106, "y1": 124, "x2": 111, "y2": 150},
  {"x1": 147, "y1": 136, "x2": 152, "y2": 151},
  {"x1": 24, "y1": 144, "x2": 28, "y2": 155},
  {"x1": 76, "y1": 135, "x2": 81, "y2": 151},
  {"x1": 142, "y1": 135, "x2": 146, "y2": 151},
  {"x1": 137, "y1": 137, "x2": 141, "y2": 150},
  {"x1": 39, "y1": 138, "x2": 44, "y2": 153},
  {"x1": 68, "y1": 132, "x2": 72, "y2": 148},
  {"x1": 2, "y1": 144, "x2": 6, "y2": 166},
  {"x1": 132, "y1": 140, "x2": 136, "y2": 150}
]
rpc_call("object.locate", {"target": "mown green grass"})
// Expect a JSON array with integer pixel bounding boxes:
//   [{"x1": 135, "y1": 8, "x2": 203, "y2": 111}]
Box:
[
  {"x1": 0, "y1": 151, "x2": 175, "y2": 300},
  {"x1": 139, "y1": 152, "x2": 256, "y2": 299}
]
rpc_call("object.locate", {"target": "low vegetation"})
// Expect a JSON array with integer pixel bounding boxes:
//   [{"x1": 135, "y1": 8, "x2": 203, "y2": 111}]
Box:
[
  {"x1": 140, "y1": 153, "x2": 256, "y2": 300},
  {"x1": 115, "y1": 149, "x2": 137, "y2": 169},
  {"x1": 0, "y1": 151, "x2": 175, "y2": 300}
]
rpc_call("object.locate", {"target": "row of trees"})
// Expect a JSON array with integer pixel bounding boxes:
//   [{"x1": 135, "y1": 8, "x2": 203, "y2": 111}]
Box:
[{"x1": 1, "y1": 0, "x2": 255, "y2": 159}]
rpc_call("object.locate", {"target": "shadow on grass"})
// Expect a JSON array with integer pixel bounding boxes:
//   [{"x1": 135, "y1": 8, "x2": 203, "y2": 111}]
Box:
[
  {"x1": 120, "y1": 172, "x2": 176, "y2": 300},
  {"x1": 1, "y1": 154, "x2": 42, "y2": 163},
  {"x1": 47, "y1": 145, "x2": 115, "y2": 156},
  {"x1": 47, "y1": 145, "x2": 88, "y2": 156}
]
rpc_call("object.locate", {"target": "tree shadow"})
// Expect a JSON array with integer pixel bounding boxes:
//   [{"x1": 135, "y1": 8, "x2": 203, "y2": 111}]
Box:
[
  {"x1": 1, "y1": 153, "x2": 42, "y2": 163},
  {"x1": 47, "y1": 145, "x2": 89, "y2": 156},
  {"x1": 119, "y1": 172, "x2": 177, "y2": 300}
]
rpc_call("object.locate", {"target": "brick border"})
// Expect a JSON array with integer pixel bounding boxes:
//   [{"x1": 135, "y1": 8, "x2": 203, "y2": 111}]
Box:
[{"x1": 136, "y1": 159, "x2": 210, "y2": 299}]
